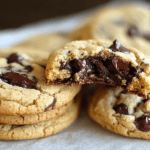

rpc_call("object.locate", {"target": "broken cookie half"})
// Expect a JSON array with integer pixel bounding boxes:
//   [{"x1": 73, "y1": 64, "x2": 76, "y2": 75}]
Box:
[{"x1": 46, "y1": 39, "x2": 150, "y2": 98}]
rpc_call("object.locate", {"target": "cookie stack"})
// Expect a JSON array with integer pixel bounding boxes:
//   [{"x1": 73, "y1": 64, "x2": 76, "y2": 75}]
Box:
[
  {"x1": 1, "y1": 3, "x2": 150, "y2": 140},
  {"x1": 0, "y1": 52, "x2": 81, "y2": 140}
]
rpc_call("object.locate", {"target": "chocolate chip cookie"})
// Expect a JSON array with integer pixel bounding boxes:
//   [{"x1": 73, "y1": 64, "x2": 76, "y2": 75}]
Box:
[
  {"x1": 0, "y1": 52, "x2": 81, "y2": 116},
  {"x1": 88, "y1": 85, "x2": 150, "y2": 139},
  {"x1": 70, "y1": 5, "x2": 150, "y2": 56},
  {"x1": 0, "y1": 93, "x2": 80, "y2": 140},
  {"x1": 46, "y1": 39, "x2": 150, "y2": 99},
  {"x1": 0, "y1": 47, "x2": 50, "y2": 66}
]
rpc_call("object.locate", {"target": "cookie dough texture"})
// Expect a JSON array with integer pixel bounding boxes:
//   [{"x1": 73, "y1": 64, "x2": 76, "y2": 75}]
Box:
[
  {"x1": 14, "y1": 33, "x2": 70, "y2": 52},
  {"x1": 0, "y1": 54, "x2": 81, "y2": 116},
  {"x1": 0, "y1": 101, "x2": 73, "y2": 125},
  {"x1": 46, "y1": 39, "x2": 150, "y2": 98},
  {"x1": 88, "y1": 85, "x2": 150, "y2": 139},
  {"x1": 70, "y1": 5, "x2": 150, "y2": 56},
  {"x1": 0, "y1": 94, "x2": 80, "y2": 140}
]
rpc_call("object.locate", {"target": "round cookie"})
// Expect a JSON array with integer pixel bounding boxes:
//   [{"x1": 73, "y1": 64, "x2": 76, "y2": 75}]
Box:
[
  {"x1": 0, "y1": 48, "x2": 50, "y2": 66},
  {"x1": 70, "y1": 4, "x2": 150, "y2": 56},
  {"x1": 0, "y1": 100, "x2": 73, "y2": 125},
  {"x1": 88, "y1": 85, "x2": 150, "y2": 139},
  {"x1": 14, "y1": 33, "x2": 70, "y2": 52},
  {"x1": 0, "y1": 93, "x2": 80, "y2": 140},
  {"x1": 0, "y1": 52, "x2": 81, "y2": 116}
]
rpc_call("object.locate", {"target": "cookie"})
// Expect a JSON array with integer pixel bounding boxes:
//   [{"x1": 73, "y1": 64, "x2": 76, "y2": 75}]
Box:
[
  {"x1": 46, "y1": 39, "x2": 150, "y2": 99},
  {"x1": 14, "y1": 33, "x2": 70, "y2": 52},
  {"x1": 0, "y1": 48, "x2": 50, "y2": 66},
  {"x1": 88, "y1": 85, "x2": 150, "y2": 139},
  {"x1": 70, "y1": 5, "x2": 150, "y2": 56},
  {"x1": 0, "y1": 52, "x2": 81, "y2": 116},
  {"x1": 0, "y1": 93, "x2": 80, "y2": 140},
  {"x1": 0, "y1": 100, "x2": 73, "y2": 125}
]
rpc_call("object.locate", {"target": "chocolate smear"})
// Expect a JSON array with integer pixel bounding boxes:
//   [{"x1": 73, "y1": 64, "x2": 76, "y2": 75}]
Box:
[{"x1": 44, "y1": 98, "x2": 56, "y2": 111}]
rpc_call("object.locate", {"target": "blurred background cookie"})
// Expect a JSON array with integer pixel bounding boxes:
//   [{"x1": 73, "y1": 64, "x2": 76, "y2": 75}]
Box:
[
  {"x1": 70, "y1": 4, "x2": 150, "y2": 56},
  {"x1": 14, "y1": 33, "x2": 70, "y2": 53}
]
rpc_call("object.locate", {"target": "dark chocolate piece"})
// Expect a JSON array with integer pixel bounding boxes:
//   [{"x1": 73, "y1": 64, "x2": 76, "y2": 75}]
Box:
[
  {"x1": 134, "y1": 115, "x2": 150, "y2": 132},
  {"x1": 24, "y1": 66, "x2": 33, "y2": 72},
  {"x1": 44, "y1": 98, "x2": 56, "y2": 111},
  {"x1": 109, "y1": 40, "x2": 130, "y2": 54},
  {"x1": 60, "y1": 55, "x2": 142, "y2": 85},
  {"x1": 7, "y1": 53, "x2": 23, "y2": 64},
  {"x1": 71, "y1": 59, "x2": 91, "y2": 79},
  {"x1": 113, "y1": 103, "x2": 129, "y2": 115},
  {"x1": 1, "y1": 72, "x2": 37, "y2": 89},
  {"x1": 105, "y1": 57, "x2": 129, "y2": 77},
  {"x1": 127, "y1": 26, "x2": 140, "y2": 37}
]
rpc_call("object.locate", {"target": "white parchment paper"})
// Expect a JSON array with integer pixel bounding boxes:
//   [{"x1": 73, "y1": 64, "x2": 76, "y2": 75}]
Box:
[{"x1": 0, "y1": 1, "x2": 150, "y2": 150}]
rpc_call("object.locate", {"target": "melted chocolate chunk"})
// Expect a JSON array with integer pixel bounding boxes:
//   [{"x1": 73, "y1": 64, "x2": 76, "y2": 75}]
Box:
[
  {"x1": 59, "y1": 45, "x2": 142, "y2": 85},
  {"x1": 1, "y1": 72, "x2": 37, "y2": 89},
  {"x1": 72, "y1": 59, "x2": 91, "y2": 79},
  {"x1": 91, "y1": 58, "x2": 109, "y2": 77},
  {"x1": 24, "y1": 66, "x2": 33, "y2": 72},
  {"x1": 44, "y1": 98, "x2": 56, "y2": 111},
  {"x1": 134, "y1": 115, "x2": 150, "y2": 132},
  {"x1": 109, "y1": 40, "x2": 130, "y2": 53},
  {"x1": 105, "y1": 57, "x2": 129, "y2": 77},
  {"x1": 60, "y1": 60, "x2": 72, "y2": 71},
  {"x1": 7, "y1": 53, "x2": 23, "y2": 64},
  {"x1": 113, "y1": 103, "x2": 129, "y2": 115},
  {"x1": 128, "y1": 26, "x2": 140, "y2": 37}
]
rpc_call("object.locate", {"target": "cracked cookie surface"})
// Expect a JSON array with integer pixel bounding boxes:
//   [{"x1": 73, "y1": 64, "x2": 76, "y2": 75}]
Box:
[
  {"x1": 0, "y1": 93, "x2": 80, "y2": 140},
  {"x1": 0, "y1": 100, "x2": 73, "y2": 125},
  {"x1": 46, "y1": 39, "x2": 150, "y2": 99},
  {"x1": 0, "y1": 52, "x2": 81, "y2": 116},
  {"x1": 88, "y1": 85, "x2": 150, "y2": 139},
  {"x1": 70, "y1": 5, "x2": 150, "y2": 57}
]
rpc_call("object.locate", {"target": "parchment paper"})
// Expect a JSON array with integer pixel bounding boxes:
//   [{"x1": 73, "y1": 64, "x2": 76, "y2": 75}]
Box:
[{"x1": 0, "y1": 1, "x2": 149, "y2": 150}]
